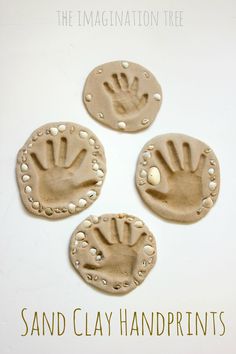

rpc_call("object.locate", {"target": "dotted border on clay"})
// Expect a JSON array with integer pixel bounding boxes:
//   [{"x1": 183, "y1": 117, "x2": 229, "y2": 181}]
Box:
[
  {"x1": 136, "y1": 144, "x2": 219, "y2": 217},
  {"x1": 70, "y1": 214, "x2": 156, "y2": 293},
  {"x1": 18, "y1": 123, "x2": 105, "y2": 218},
  {"x1": 84, "y1": 61, "x2": 162, "y2": 131}
]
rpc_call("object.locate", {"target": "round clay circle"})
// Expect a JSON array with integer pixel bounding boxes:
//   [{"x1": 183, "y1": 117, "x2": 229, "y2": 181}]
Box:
[
  {"x1": 16, "y1": 122, "x2": 106, "y2": 219},
  {"x1": 83, "y1": 61, "x2": 162, "y2": 132},
  {"x1": 70, "y1": 213, "x2": 157, "y2": 295},
  {"x1": 136, "y1": 133, "x2": 220, "y2": 223}
]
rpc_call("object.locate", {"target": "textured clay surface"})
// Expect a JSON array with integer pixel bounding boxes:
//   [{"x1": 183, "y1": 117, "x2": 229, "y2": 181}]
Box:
[
  {"x1": 136, "y1": 133, "x2": 220, "y2": 223},
  {"x1": 83, "y1": 61, "x2": 162, "y2": 132},
  {"x1": 16, "y1": 122, "x2": 106, "y2": 219},
  {"x1": 70, "y1": 213, "x2": 157, "y2": 295}
]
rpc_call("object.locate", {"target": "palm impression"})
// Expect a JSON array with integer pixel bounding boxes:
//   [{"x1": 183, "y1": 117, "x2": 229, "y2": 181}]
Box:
[
  {"x1": 136, "y1": 134, "x2": 220, "y2": 223},
  {"x1": 103, "y1": 73, "x2": 148, "y2": 115},
  {"x1": 70, "y1": 214, "x2": 157, "y2": 295},
  {"x1": 16, "y1": 122, "x2": 106, "y2": 219},
  {"x1": 83, "y1": 61, "x2": 162, "y2": 132}
]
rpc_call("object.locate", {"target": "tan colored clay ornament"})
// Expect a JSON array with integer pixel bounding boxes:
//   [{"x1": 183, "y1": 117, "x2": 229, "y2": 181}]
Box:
[
  {"x1": 83, "y1": 61, "x2": 162, "y2": 132},
  {"x1": 136, "y1": 133, "x2": 220, "y2": 223},
  {"x1": 16, "y1": 122, "x2": 106, "y2": 219},
  {"x1": 70, "y1": 214, "x2": 157, "y2": 294}
]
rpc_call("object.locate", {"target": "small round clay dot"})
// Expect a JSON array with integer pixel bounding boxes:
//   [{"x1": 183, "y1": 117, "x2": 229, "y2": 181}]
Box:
[
  {"x1": 97, "y1": 169, "x2": 104, "y2": 178},
  {"x1": 209, "y1": 181, "x2": 217, "y2": 191},
  {"x1": 22, "y1": 175, "x2": 30, "y2": 182},
  {"x1": 140, "y1": 170, "x2": 147, "y2": 178},
  {"x1": 89, "y1": 138, "x2": 95, "y2": 145},
  {"x1": 92, "y1": 163, "x2": 99, "y2": 171},
  {"x1": 134, "y1": 220, "x2": 143, "y2": 228},
  {"x1": 153, "y1": 93, "x2": 161, "y2": 101},
  {"x1": 75, "y1": 232, "x2": 85, "y2": 240},
  {"x1": 25, "y1": 186, "x2": 32, "y2": 193},
  {"x1": 85, "y1": 94, "x2": 92, "y2": 102},
  {"x1": 89, "y1": 248, "x2": 97, "y2": 255},
  {"x1": 97, "y1": 112, "x2": 104, "y2": 119},
  {"x1": 28, "y1": 143, "x2": 33, "y2": 148},
  {"x1": 96, "y1": 255, "x2": 102, "y2": 261},
  {"x1": 208, "y1": 168, "x2": 215, "y2": 175},
  {"x1": 87, "y1": 190, "x2": 96, "y2": 199},
  {"x1": 83, "y1": 220, "x2": 92, "y2": 228},
  {"x1": 205, "y1": 148, "x2": 212, "y2": 153},
  {"x1": 21, "y1": 163, "x2": 28, "y2": 172},
  {"x1": 118, "y1": 121, "x2": 126, "y2": 130},
  {"x1": 58, "y1": 124, "x2": 66, "y2": 132},
  {"x1": 45, "y1": 208, "x2": 53, "y2": 216},
  {"x1": 49, "y1": 127, "x2": 58, "y2": 136},
  {"x1": 142, "y1": 118, "x2": 149, "y2": 125},
  {"x1": 97, "y1": 68, "x2": 103, "y2": 74},
  {"x1": 68, "y1": 203, "x2": 76, "y2": 213},
  {"x1": 144, "y1": 245, "x2": 155, "y2": 256},
  {"x1": 121, "y1": 61, "x2": 129, "y2": 69},
  {"x1": 32, "y1": 201, "x2": 40, "y2": 210},
  {"x1": 91, "y1": 215, "x2": 99, "y2": 223},
  {"x1": 113, "y1": 284, "x2": 121, "y2": 290},
  {"x1": 78, "y1": 199, "x2": 87, "y2": 208},
  {"x1": 79, "y1": 130, "x2": 88, "y2": 138},
  {"x1": 75, "y1": 260, "x2": 80, "y2": 267},
  {"x1": 96, "y1": 181, "x2": 103, "y2": 186},
  {"x1": 138, "y1": 271, "x2": 143, "y2": 276},
  {"x1": 202, "y1": 197, "x2": 214, "y2": 208},
  {"x1": 81, "y1": 241, "x2": 88, "y2": 248},
  {"x1": 143, "y1": 151, "x2": 151, "y2": 160}
]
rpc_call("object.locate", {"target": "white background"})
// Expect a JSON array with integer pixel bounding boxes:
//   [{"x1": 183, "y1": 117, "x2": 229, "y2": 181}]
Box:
[{"x1": 0, "y1": 0, "x2": 236, "y2": 353}]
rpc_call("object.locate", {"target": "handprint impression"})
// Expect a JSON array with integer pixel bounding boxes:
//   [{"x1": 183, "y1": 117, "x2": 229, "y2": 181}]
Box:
[
  {"x1": 83, "y1": 218, "x2": 145, "y2": 281},
  {"x1": 146, "y1": 141, "x2": 206, "y2": 213},
  {"x1": 30, "y1": 138, "x2": 96, "y2": 205},
  {"x1": 103, "y1": 73, "x2": 148, "y2": 116}
]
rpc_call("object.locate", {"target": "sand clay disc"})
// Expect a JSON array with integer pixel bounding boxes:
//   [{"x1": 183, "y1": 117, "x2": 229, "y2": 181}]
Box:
[
  {"x1": 16, "y1": 122, "x2": 106, "y2": 219},
  {"x1": 136, "y1": 134, "x2": 220, "y2": 223},
  {"x1": 70, "y1": 213, "x2": 157, "y2": 295},
  {"x1": 83, "y1": 61, "x2": 162, "y2": 132}
]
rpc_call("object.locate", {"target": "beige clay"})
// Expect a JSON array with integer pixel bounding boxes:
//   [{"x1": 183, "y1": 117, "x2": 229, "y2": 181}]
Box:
[
  {"x1": 70, "y1": 214, "x2": 157, "y2": 295},
  {"x1": 136, "y1": 133, "x2": 220, "y2": 223},
  {"x1": 83, "y1": 61, "x2": 162, "y2": 132},
  {"x1": 16, "y1": 122, "x2": 106, "y2": 219}
]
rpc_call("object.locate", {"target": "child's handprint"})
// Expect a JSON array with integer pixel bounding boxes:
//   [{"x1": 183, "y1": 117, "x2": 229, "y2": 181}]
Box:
[{"x1": 103, "y1": 73, "x2": 148, "y2": 115}]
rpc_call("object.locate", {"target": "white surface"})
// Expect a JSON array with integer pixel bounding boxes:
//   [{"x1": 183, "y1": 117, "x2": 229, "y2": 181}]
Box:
[{"x1": 0, "y1": 0, "x2": 236, "y2": 353}]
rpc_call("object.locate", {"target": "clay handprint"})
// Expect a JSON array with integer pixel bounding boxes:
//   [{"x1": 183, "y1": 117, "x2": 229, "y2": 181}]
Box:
[
  {"x1": 16, "y1": 122, "x2": 106, "y2": 219},
  {"x1": 136, "y1": 134, "x2": 220, "y2": 223},
  {"x1": 70, "y1": 214, "x2": 157, "y2": 294},
  {"x1": 103, "y1": 73, "x2": 148, "y2": 115}
]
